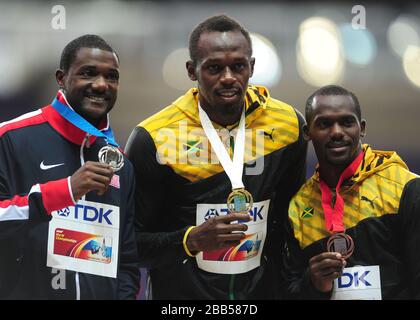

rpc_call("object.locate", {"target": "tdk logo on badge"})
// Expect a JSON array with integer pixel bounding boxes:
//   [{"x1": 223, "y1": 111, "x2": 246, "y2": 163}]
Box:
[
  {"x1": 205, "y1": 209, "x2": 219, "y2": 220},
  {"x1": 197, "y1": 200, "x2": 270, "y2": 225},
  {"x1": 57, "y1": 207, "x2": 70, "y2": 217},
  {"x1": 204, "y1": 206, "x2": 265, "y2": 222},
  {"x1": 249, "y1": 206, "x2": 264, "y2": 222},
  {"x1": 338, "y1": 271, "x2": 371, "y2": 288},
  {"x1": 53, "y1": 200, "x2": 120, "y2": 227},
  {"x1": 73, "y1": 204, "x2": 113, "y2": 225}
]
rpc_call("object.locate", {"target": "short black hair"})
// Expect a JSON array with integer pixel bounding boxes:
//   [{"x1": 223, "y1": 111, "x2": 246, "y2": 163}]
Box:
[
  {"x1": 59, "y1": 34, "x2": 118, "y2": 72},
  {"x1": 188, "y1": 14, "x2": 252, "y2": 65},
  {"x1": 305, "y1": 85, "x2": 362, "y2": 125}
]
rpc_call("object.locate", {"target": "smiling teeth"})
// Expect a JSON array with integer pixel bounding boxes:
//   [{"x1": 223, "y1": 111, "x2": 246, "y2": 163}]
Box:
[
  {"x1": 219, "y1": 92, "x2": 236, "y2": 97},
  {"x1": 88, "y1": 95, "x2": 105, "y2": 102}
]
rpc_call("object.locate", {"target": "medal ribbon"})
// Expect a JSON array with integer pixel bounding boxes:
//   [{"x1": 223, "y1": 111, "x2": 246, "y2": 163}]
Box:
[
  {"x1": 320, "y1": 150, "x2": 364, "y2": 233},
  {"x1": 51, "y1": 91, "x2": 119, "y2": 147},
  {"x1": 198, "y1": 103, "x2": 245, "y2": 189}
]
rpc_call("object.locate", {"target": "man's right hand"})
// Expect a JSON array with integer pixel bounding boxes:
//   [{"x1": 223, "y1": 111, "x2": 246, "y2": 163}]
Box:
[
  {"x1": 186, "y1": 213, "x2": 252, "y2": 254},
  {"x1": 309, "y1": 252, "x2": 346, "y2": 292},
  {"x1": 70, "y1": 161, "x2": 114, "y2": 201}
]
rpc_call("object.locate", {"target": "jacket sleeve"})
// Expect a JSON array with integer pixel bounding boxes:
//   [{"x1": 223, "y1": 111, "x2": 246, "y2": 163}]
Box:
[
  {"x1": 272, "y1": 110, "x2": 330, "y2": 299},
  {"x1": 0, "y1": 132, "x2": 76, "y2": 240},
  {"x1": 267, "y1": 109, "x2": 307, "y2": 255},
  {"x1": 398, "y1": 178, "x2": 420, "y2": 298},
  {"x1": 125, "y1": 126, "x2": 189, "y2": 269},
  {"x1": 273, "y1": 109, "x2": 308, "y2": 214},
  {"x1": 279, "y1": 218, "x2": 332, "y2": 299},
  {"x1": 117, "y1": 161, "x2": 141, "y2": 299}
]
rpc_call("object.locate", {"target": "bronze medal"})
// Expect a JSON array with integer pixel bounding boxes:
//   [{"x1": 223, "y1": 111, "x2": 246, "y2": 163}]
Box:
[
  {"x1": 327, "y1": 232, "x2": 354, "y2": 259},
  {"x1": 227, "y1": 188, "x2": 253, "y2": 214},
  {"x1": 98, "y1": 145, "x2": 124, "y2": 172}
]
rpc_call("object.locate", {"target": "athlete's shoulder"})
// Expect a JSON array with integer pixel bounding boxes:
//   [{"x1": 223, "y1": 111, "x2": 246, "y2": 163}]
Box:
[
  {"x1": 266, "y1": 96, "x2": 304, "y2": 123},
  {"x1": 0, "y1": 108, "x2": 46, "y2": 138},
  {"x1": 138, "y1": 89, "x2": 197, "y2": 134},
  {"x1": 290, "y1": 176, "x2": 319, "y2": 205}
]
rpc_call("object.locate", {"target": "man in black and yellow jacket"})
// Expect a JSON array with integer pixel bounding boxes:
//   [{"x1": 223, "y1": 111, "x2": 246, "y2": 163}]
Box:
[
  {"x1": 284, "y1": 85, "x2": 418, "y2": 299},
  {"x1": 126, "y1": 15, "x2": 307, "y2": 299}
]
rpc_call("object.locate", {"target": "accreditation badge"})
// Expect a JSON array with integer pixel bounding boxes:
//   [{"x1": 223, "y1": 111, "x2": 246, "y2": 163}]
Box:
[
  {"x1": 331, "y1": 265, "x2": 382, "y2": 300},
  {"x1": 195, "y1": 199, "x2": 270, "y2": 274},
  {"x1": 46, "y1": 200, "x2": 120, "y2": 278}
]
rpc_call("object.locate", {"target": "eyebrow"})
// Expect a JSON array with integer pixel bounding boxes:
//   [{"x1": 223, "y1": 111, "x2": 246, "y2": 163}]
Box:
[
  {"x1": 203, "y1": 56, "x2": 248, "y2": 63},
  {"x1": 78, "y1": 65, "x2": 119, "y2": 72},
  {"x1": 314, "y1": 114, "x2": 357, "y2": 121}
]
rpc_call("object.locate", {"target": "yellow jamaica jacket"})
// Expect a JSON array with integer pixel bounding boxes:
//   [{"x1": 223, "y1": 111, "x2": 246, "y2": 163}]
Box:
[
  {"x1": 125, "y1": 85, "x2": 307, "y2": 299},
  {"x1": 284, "y1": 144, "x2": 418, "y2": 299}
]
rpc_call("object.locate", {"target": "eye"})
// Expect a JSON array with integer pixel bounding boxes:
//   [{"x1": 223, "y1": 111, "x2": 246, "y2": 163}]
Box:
[
  {"x1": 342, "y1": 117, "x2": 356, "y2": 127},
  {"x1": 80, "y1": 69, "x2": 95, "y2": 78},
  {"x1": 318, "y1": 119, "x2": 331, "y2": 129},
  {"x1": 234, "y1": 63, "x2": 246, "y2": 71},
  {"x1": 106, "y1": 72, "x2": 119, "y2": 82},
  {"x1": 207, "y1": 65, "x2": 221, "y2": 73}
]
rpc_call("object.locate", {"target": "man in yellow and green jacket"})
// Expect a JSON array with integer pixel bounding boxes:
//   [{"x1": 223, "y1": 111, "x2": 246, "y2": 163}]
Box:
[{"x1": 283, "y1": 85, "x2": 418, "y2": 299}]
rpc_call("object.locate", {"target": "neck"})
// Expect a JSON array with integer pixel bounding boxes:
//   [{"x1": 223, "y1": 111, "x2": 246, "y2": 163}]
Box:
[
  {"x1": 199, "y1": 101, "x2": 244, "y2": 127},
  {"x1": 319, "y1": 147, "x2": 364, "y2": 188},
  {"x1": 319, "y1": 165, "x2": 346, "y2": 188}
]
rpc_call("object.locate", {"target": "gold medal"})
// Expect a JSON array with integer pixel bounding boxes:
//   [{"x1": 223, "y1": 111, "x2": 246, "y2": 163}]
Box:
[
  {"x1": 98, "y1": 145, "x2": 124, "y2": 172},
  {"x1": 227, "y1": 188, "x2": 253, "y2": 214},
  {"x1": 327, "y1": 232, "x2": 354, "y2": 259}
]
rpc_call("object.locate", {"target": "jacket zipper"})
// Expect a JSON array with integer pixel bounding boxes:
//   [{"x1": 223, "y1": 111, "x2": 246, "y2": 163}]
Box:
[{"x1": 74, "y1": 133, "x2": 89, "y2": 300}]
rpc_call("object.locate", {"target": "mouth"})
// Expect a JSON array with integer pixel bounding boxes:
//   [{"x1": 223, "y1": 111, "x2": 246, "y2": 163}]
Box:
[
  {"x1": 326, "y1": 142, "x2": 351, "y2": 153},
  {"x1": 85, "y1": 93, "x2": 108, "y2": 104},
  {"x1": 216, "y1": 89, "x2": 241, "y2": 101}
]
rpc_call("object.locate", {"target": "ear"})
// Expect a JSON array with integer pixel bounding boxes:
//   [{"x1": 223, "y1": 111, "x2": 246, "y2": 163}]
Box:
[
  {"x1": 186, "y1": 60, "x2": 197, "y2": 81},
  {"x1": 250, "y1": 57, "x2": 255, "y2": 77},
  {"x1": 55, "y1": 69, "x2": 65, "y2": 88},
  {"x1": 303, "y1": 123, "x2": 311, "y2": 141},
  {"x1": 360, "y1": 119, "x2": 366, "y2": 137}
]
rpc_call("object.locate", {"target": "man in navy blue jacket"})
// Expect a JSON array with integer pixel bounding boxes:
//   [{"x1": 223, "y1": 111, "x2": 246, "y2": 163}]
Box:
[{"x1": 0, "y1": 34, "x2": 139, "y2": 299}]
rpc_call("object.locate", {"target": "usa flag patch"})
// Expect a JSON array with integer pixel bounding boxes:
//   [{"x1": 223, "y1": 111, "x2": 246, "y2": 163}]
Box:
[{"x1": 110, "y1": 174, "x2": 120, "y2": 189}]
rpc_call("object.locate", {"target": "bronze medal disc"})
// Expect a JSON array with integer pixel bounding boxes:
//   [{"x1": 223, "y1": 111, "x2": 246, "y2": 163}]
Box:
[{"x1": 327, "y1": 232, "x2": 354, "y2": 259}]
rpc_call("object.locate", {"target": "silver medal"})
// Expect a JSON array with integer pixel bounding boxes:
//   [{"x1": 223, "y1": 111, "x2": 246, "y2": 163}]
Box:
[{"x1": 98, "y1": 145, "x2": 124, "y2": 172}]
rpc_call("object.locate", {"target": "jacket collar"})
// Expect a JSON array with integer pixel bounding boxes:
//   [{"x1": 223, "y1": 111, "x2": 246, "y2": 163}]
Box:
[
  {"x1": 41, "y1": 90, "x2": 109, "y2": 146},
  {"x1": 311, "y1": 144, "x2": 409, "y2": 188}
]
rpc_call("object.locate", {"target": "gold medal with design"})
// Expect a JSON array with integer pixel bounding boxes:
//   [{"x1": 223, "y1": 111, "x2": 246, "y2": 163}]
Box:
[
  {"x1": 98, "y1": 145, "x2": 124, "y2": 172},
  {"x1": 227, "y1": 188, "x2": 253, "y2": 214},
  {"x1": 327, "y1": 232, "x2": 354, "y2": 259}
]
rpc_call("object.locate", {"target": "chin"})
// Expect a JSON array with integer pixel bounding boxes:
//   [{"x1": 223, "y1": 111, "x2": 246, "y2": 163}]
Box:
[{"x1": 327, "y1": 156, "x2": 353, "y2": 167}]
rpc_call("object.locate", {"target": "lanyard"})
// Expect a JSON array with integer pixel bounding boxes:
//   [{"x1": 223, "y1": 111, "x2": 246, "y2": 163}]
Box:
[
  {"x1": 319, "y1": 150, "x2": 364, "y2": 233},
  {"x1": 51, "y1": 92, "x2": 118, "y2": 147},
  {"x1": 198, "y1": 103, "x2": 246, "y2": 189}
]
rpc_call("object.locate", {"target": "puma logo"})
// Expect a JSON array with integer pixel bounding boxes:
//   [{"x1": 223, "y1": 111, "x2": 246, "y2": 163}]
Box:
[
  {"x1": 361, "y1": 195, "x2": 378, "y2": 208},
  {"x1": 262, "y1": 128, "x2": 275, "y2": 142}
]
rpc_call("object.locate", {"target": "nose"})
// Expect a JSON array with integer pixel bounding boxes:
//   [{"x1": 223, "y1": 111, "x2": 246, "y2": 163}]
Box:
[
  {"x1": 330, "y1": 122, "x2": 345, "y2": 140},
  {"x1": 91, "y1": 76, "x2": 107, "y2": 91},
  {"x1": 220, "y1": 67, "x2": 236, "y2": 85}
]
